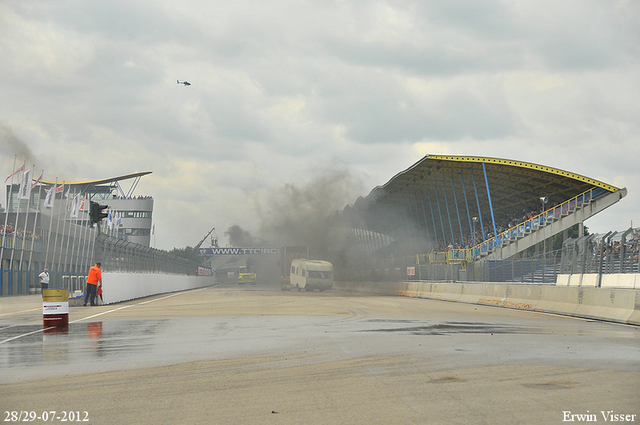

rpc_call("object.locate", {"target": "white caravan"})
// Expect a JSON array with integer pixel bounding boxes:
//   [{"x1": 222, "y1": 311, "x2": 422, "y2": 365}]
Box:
[{"x1": 289, "y1": 259, "x2": 334, "y2": 292}]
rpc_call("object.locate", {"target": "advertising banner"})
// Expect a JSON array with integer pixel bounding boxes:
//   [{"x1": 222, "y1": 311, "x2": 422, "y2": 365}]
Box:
[
  {"x1": 198, "y1": 247, "x2": 282, "y2": 256},
  {"x1": 42, "y1": 289, "x2": 69, "y2": 327}
]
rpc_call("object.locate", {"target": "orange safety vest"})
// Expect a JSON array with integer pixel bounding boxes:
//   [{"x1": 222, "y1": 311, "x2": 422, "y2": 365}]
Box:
[{"x1": 87, "y1": 266, "x2": 102, "y2": 285}]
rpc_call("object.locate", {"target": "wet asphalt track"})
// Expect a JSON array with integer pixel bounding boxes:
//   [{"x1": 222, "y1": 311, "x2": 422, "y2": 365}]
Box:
[{"x1": 1, "y1": 283, "x2": 639, "y2": 424}]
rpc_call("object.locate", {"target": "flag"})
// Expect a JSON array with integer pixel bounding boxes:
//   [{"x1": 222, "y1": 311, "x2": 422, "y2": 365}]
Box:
[
  {"x1": 5, "y1": 164, "x2": 24, "y2": 182},
  {"x1": 152, "y1": 224, "x2": 155, "y2": 235},
  {"x1": 18, "y1": 168, "x2": 32, "y2": 200},
  {"x1": 43, "y1": 185, "x2": 55, "y2": 208},
  {"x1": 79, "y1": 196, "x2": 85, "y2": 211},
  {"x1": 70, "y1": 193, "x2": 80, "y2": 218},
  {"x1": 64, "y1": 188, "x2": 70, "y2": 198},
  {"x1": 31, "y1": 173, "x2": 43, "y2": 189},
  {"x1": 107, "y1": 209, "x2": 113, "y2": 229},
  {"x1": 55, "y1": 184, "x2": 64, "y2": 193},
  {"x1": 114, "y1": 211, "x2": 121, "y2": 228}
]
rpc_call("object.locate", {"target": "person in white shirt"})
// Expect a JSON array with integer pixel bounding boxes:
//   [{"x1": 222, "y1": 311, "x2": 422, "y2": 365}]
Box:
[{"x1": 38, "y1": 268, "x2": 50, "y2": 291}]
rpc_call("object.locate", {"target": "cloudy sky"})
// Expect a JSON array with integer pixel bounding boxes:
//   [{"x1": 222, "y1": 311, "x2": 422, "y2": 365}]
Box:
[{"x1": 1, "y1": 1, "x2": 639, "y2": 250}]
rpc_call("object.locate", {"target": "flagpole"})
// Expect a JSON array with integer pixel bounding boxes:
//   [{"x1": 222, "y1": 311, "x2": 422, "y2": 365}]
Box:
[
  {"x1": 27, "y1": 170, "x2": 44, "y2": 288},
  {"x1": 8, "y1": 161, "x2": 27, "y2": 292},
  {"x1": 60, "y1": 190, "x2": 76, "y2": 287},
  {"x1": 18, "y1": 165, "x2": 35, "y2": 293},
  {"x1": 88, "y1": 221, "x2": 97, "y2": 269},
  {"x1": 52, "y1": 182, "x2": 67, "y2": 287},
  {"x1": 44, "y1": 179, "x2": 58, "y2": 273},
  {"x1": 0, "y1": 155, "x2": 17, "y2": 274},
  {"x1": 68, "y1": 192, "x2": 82, "y2": 285},
  {"x1": 78, "y1": 195, "x2": 89, "y2": 285},
  {"x1": 82, "y1": 191, "x2": 95, "y2": 278},
  {"x1": 107, "y1": 209, "x2": 111, "y2": 237},
  {"x1": 78, "y1": 198, "x2": 90, "y2": 286},
  {"x1": 115, "y1": 210, "x2": 121, "y2": 239}
]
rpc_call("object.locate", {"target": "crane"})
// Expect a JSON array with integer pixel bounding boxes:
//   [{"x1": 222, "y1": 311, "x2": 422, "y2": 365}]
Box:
[{"x1": 195, "y1": 227, "x2": 217, "y2": 251}]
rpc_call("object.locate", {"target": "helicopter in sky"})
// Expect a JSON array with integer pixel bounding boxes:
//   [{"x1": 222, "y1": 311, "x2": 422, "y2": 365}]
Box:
[{"x1": 177, "y1": 80, "x2": 191, "y2": 86}]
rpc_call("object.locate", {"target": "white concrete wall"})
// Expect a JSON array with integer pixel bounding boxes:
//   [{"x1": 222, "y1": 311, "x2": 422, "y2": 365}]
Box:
[
  {"x1": 601, "y1": 274, "x2": 637, "y2": 289},
  {"x1": 556, "y1": 274, "x2": 570, "y2": 286},
  {"x1": 557, "y1": 273, "x2": 638, "y2": 289},
  {"x1": 334, "y1": 280, "x2": 640, "y2": 326},
  {"x1": 580, "y1": 274, "x2": 599, "y2": 287},
  {"x1": 101, "y1": 273, "x2": 214, "y2": 304}
]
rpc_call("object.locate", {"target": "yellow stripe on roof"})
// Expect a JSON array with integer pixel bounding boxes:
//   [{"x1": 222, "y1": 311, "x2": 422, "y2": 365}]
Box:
[
  {"x1": 40, "y1": 171, "x2": 152, "y2": 186},
  {"x1": 427, "y1": 155, "x2": 619, "y2": 192}
]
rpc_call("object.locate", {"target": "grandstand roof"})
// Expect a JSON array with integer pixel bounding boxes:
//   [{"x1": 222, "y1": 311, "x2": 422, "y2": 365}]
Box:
[
  {"x1": 342, "y1": 155, "x2": 622, "y2": 243},
  {"x1": 37, "y1": 171, "x2": 153, "y2": 200},
  {"x1": 41, "y1": 171, "x2": 152, "y2": 186}
]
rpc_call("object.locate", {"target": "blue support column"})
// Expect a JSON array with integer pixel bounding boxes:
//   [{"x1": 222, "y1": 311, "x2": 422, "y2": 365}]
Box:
[
  {"x1": 427, "y1": 189, "x2": 439, "y2": 249},
  {"x1": 482, "y1": 162, "x2": 498, "y2": 240},
  {"x1": 442, "y1": 180, "x2": 456, "y2": 247},
  {"x1": 451, "y1": 176, "x2": 465, "y2": 247},
  {"x1": 433, "y1": 187, "x2": 447, "y2": 248},
  {"x1": 426, "y1": 190, "x2": 439, "y2": 248},
  {"x1": 460, "y1": 173, "x2": 475, "y2": 246},
  {"x1": 388, "y1": 208, "x2": 399, "y2": 249},
  {"x1": 419, "y1": 192, "x2": 432, "y2": 249},
  {"x1": 392, "y1": 207, "x2": 405, "y2": 249},
  {"x1": 403, "y1": 198, "x2": 417, "y2": 251},
  {"x1": 471, "y1": 168, "x2": 486, "y2": 241},
  {"x1": 413, "y1": 193, "x2": 427, "y2": 251}
]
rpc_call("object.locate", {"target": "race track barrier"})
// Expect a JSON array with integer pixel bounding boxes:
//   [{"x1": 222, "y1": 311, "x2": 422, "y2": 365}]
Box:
[
  {"x1": 334, "y1": 280, "x2": 640, "y2": 326},
  {"x1": 69, "y1": 273, "x2": 215, "y2": 306}
]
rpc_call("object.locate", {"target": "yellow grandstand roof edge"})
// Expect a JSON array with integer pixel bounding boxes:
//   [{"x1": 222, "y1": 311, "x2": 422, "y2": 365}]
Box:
[
  {"x1": 425, "y1": 154, "x2": 619, "y2": 192},
  {"x1": 40, "y1": 171, "x2": 152, "y2": 186}
]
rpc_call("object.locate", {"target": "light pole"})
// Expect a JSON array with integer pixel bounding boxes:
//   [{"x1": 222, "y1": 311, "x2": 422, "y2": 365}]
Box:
[
  {"x1": 540, "y1": 196, "x2": 548, "y2": 214},
  {"x1": 540, "y1": 197, "x2": 549, "y2": 276}
]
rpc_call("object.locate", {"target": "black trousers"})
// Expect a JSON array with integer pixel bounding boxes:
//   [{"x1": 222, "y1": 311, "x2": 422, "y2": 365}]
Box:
[{"x1": 84, "y1": 284, "x2": 97, "y2": 306}]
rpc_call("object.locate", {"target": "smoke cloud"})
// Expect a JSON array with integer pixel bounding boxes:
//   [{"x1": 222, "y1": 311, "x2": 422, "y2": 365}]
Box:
[
  {"x1": 225, "y1": 164, "x2": 364, "y2": 253},
  {"x1": 225, "y1": 224, "x2": 264, "y2": 247},
  {"x1": 0, "y1": 124, "x2": 37, "y2": 167},
  {"x1": 254, "y1": 163, "x2": 364, "y2": 259}
]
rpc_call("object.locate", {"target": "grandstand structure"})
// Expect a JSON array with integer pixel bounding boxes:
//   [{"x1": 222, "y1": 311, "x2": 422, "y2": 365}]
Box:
[
  {"x1": 1, "y1": 171, "x2": 200, "y2": 296},
  {"x1": 338, "y1": 155, "x2": 627, "y2": 282},
  {"x1": 38, "y1": 172, "x2": 155, "y2": 247}
]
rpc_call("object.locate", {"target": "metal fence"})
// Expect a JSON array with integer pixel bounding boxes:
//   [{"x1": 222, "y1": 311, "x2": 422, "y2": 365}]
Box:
[
  {"x1": 338, "y1": 228, "x2": 640, "y2": 285},
  {"x1": 1, "y1": 215, "x2": 203, "y2": 296},
  {"x1": 559, "y1": 228, "x2": 640, "y2": 275},
  {"x1": 94, "y1": 233, "x2": 200, "y2": 275},
  {"x1": 338, "y1": 249, "x2": 563, "y2": 284},
  {"x1": 0, "y1": 215, "x2": 94, "y2": 295}
]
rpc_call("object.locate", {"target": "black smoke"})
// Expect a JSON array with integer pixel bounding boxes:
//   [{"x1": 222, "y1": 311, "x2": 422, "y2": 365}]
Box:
[
  {"x1": 256, "y1": 163, "x2": 363, "y2": 259},
  {"x1": 225, "y1": 224, "x2": 264, "y2": 247}
]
